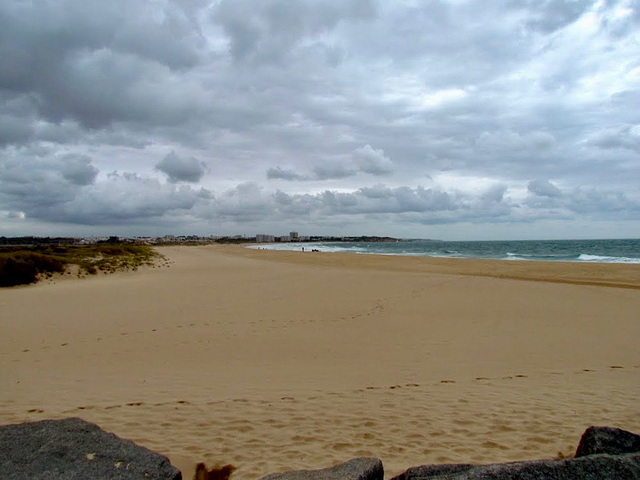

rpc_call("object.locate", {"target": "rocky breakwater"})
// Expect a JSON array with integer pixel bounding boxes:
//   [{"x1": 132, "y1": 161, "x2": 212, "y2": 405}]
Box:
[
  {"x1": 0, "y1": 417, "x2": 180, "y2": 479},
  {"x1": 1, "y1": 418, "x2": 639, "y2": 479},
  {"x1": 261, "y1": 426, "x2": 640, "y2": 480}
]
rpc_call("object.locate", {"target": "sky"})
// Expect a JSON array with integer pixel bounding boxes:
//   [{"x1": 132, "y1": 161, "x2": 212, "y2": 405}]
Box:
[{"x1": 0, "y1": 0, "x2": 639, "y2": 240}]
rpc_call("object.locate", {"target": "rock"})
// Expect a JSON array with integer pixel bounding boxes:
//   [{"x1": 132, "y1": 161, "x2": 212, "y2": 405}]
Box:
[
  {"x1": 259, "y1": 457, "x2": 383, "y2": 480},
  {"x1": 0, "y1": 417, "x2": 181, "y2": 480},
  {"x1": 391, "y1": 455, "x2": 640, "y2": 479},
  {"x1": 575, "y1": 426, "x2": 640, "y2": 457},
  {"x1": 392, "y1": 427, "x2": 640, "y2": 480},
  {"x1": 391, "y1": 464, "x2": 476, "y2": 478}
]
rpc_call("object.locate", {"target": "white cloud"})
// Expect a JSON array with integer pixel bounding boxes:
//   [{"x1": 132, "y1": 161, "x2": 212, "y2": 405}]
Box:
[{"x1": 353, "y1": 144, "x2": 394, "y2": 175}]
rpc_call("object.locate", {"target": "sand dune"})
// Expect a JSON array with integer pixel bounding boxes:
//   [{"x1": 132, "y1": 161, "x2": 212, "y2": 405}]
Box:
[{"x1": 1, "y1": 245, "x2": 638, "y2": 479}]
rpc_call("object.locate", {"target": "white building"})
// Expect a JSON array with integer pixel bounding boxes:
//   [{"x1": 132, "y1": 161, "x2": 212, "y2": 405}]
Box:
[{"x1": 256, "y1": 234, "x2": 275, "y2": 243}]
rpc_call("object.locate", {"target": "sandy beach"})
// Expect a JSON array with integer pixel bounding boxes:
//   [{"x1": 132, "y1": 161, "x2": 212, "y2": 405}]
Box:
[{"x1": 1, "y1": 245, "x2": 639, "y2": 479}]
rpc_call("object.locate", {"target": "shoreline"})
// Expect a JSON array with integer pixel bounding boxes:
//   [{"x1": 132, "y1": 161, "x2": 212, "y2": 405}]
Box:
[
  {"x1": 232, "y1": 244, "x2": 640, "y2": 290},
  {"x1": 244, "y1": 238, "x2": 640, "y2": 266},
  {"x1": 1, "y1": 244, "x2": 638, "y2": 479}
]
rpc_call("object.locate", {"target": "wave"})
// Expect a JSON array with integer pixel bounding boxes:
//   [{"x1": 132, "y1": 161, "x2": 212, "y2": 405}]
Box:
[
  {"x1": 578, "y1": 254, "x2": 640, "y2": 264},
  {"x1": 248, "y1": 240, "x2": 640, "y2": 264}
]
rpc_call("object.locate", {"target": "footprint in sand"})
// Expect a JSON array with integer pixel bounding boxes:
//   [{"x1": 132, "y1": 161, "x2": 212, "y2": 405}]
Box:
[
  {"x1": 27, "y1": 408, "x2": 44, "y2": 413},
  {"x1": 330, "y1": 442, "x2": 351, "y2": 451},
  {"x1": 610, "y1": 365, "x2": 624, "y2": 369},
  {"x1": 482, "y1": 440, "x2": 509, "y2": 450},
  {"x1": 440, "y1": 380, "x2": 455, "y2": 384}
]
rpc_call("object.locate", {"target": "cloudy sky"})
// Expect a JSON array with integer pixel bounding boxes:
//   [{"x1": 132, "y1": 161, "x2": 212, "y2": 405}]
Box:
[{"x1": 1, "y1": 0, "x2": 639, "y2": 240}]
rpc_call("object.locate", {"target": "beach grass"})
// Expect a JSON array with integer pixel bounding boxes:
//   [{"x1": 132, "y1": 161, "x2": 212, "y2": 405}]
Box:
[{"x1": 0, "y1": 243, "x2": 162, "y2": 287}]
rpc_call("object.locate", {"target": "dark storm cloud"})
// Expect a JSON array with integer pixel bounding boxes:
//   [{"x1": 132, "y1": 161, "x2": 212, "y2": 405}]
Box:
[
  {"x1": 586, "y1": 125, "x2": 640, "y2": 152},
  {"x1": 61, "y1": 154, "x2": 99, "y2": 186},
  {"x1": 60, "y1": 172, "x2": 202, "y2": 225},
  {"x1": 0, "y1": 0, "x2": 204, "y2": 129},
  {"x1": 528, "y1": 179, "x2": 563, "y2": 198},
  {"x1": 312, "y1": 162, "x2": 356, "y2": 180},
  {"x1": 156, "y1": 151, "x2": 206, "y2": 183},
  {"x1": 266, "y1": 167, "x2": 306, "y2": 181},
  {"x1": 266, "y1": 146, "x2": 394, "y2": 181},
  {"x1": 0, "y1": 0, "x2": 639, "y2": 238},
  {"x1": 0, "y1": 152, "x2": 86, "y2": 220},
  {"x1": 212, "y1": 0, "x2": 376, "y2": 63},
  {"x1": 0, "y1": 115, "x2": 33, "y2": 146},
  {"x1": 0, "y1": 150, "x2": 203, "y2": 226}
]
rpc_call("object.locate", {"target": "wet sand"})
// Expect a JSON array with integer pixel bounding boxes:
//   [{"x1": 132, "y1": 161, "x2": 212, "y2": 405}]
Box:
[{"x1": 1, "y1": 245, "x2": 638, "y2": 479}]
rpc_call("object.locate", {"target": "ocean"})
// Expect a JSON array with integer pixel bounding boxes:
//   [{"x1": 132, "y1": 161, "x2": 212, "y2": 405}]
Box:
[{"x1": 249, "y1": 238, "x2": 640, "y2": 264}]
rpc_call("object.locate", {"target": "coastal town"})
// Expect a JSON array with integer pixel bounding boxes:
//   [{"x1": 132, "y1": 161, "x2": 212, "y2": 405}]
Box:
[{"x1": 0, "y1": 233, "x2": 399, "y2": 246}]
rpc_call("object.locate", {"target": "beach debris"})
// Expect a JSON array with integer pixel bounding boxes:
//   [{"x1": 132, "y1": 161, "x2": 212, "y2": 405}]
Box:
[{"x1": 194, "y1": 462, "x2": 237, "y2": 480}]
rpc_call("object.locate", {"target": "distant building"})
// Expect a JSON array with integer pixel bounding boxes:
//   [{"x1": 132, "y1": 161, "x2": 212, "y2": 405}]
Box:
[
  {"x1": 256, "y1": 234, "x2": 275, "y2": 243},
  {"x1": 279, "y1": 235, "x2": 292, "y2": 242},
  {"x1": 290, "y1": 231, "x2": 299, "y2": 240}
]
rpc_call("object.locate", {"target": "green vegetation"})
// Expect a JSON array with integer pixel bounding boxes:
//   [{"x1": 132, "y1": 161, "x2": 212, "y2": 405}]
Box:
[
  {"x1": 214, "y1": 236, "x2": 253, "y2": 244},
  {"x1": 0, "y1": 244, "x2": 163, "y2": 287}
]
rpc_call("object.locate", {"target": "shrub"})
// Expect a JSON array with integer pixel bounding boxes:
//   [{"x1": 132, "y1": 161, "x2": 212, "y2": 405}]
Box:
[
  {"x1": 0, "y1": 243, "x2": 162, "y2": 287},
  {"x1": 0, "y1": 252, "x2": 66, "y2": 287}
]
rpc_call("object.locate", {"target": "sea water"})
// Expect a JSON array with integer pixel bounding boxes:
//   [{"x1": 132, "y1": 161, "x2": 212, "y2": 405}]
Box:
[{"x1": 249, "y1": 238, "x2": 640, "y2": 264}]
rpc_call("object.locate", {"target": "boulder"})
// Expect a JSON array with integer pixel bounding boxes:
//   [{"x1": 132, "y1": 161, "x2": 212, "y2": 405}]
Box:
[
  {"x1": 575, "y1": 426, "x2": 640, "y2": 457},
  {"x1": 0, "y1": 417, "x2": 181, "y2": 480},
  {"x1": 390, "y1": 454, "x2": 640, "y2": 479},
  {"x1": 259, "y1": 457, "x2": 383, "y2": 480}
]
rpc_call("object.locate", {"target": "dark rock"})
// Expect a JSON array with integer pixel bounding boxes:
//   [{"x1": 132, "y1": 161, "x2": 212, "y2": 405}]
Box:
[
  {"x1": 391, "y1": 454, "x2": 640, "y2": 479},
  {"x1": 391, "y1": 464, "x2": 475, "y2": 478},
  {"x1": 259, "y1": 457, "x2": 383, "y2": 480},
  {"x1": 575, "y1": 426, "x2": 640, "y2": 457},
  {"x1": 0, "y1": 417, "x2": 181, "y2": 480}
]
